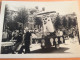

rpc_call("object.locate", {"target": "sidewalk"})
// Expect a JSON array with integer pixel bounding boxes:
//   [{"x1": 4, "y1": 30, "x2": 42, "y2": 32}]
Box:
[{"x1": 60, "y1": 37, "x2": 80, "y2": 54}]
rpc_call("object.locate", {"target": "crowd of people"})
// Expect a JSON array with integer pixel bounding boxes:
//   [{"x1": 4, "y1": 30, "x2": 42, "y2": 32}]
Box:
[
  {"x1": 2, "y1": 26, "x2": 79, "y2": 54},
  {"x1": 2, "y1": 27, "x2": 32, "y2": 54}
]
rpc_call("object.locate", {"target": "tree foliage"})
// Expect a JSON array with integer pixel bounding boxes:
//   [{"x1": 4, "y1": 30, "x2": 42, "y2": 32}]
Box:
[
  {"x1": 62, "y1": 16, "x2": 68, "y2": 28},
  {"x1": 68, "y1": 17, "x2": 73, "y2": 29},
  {"x1": 73, "y1": 17, "x2": 77, "y2": 26},
  {"x1": 54, "y1": 15, "x2": 62, "y2": 30},
  {"x1": 35, "y1": 17, "x2": 42, "y2": 27},
  {"x1": 7, "y1": 21, "x2": 18, "y2": 31},
  {"x1": 15, "y1": 8, "x2": 28, "y2": 24}
]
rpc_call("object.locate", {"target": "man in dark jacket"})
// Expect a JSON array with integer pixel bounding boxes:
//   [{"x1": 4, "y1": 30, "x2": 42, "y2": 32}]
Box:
[{"x1": 24, "y1": 28, "x2": 31, "y2": 53}]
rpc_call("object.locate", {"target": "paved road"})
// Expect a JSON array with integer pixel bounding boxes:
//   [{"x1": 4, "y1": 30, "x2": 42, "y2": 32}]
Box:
[{"x1": 30, "y1": 37, "x2": 80, "y2": 54}]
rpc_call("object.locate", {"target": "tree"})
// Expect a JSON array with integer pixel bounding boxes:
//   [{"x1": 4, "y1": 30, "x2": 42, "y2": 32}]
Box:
[
  {"x1": 73, "y1": 17, "x2": 77, "y2": 27},
  {"x1": 30, "y1": 9, "x2": 37, "y2": 14},
  {"x1": 54, "y1": 15, "x2": 62, "y2": 30},
  {"x1": 35, "y1": 6, "x2": 38, "y2": 10},
  {"x1": 15, "y1": 7, "x2": 29, "y2": 31},
  {"x1": 62, "y1": 16, "x2": 68, "y2": 29},
  {"x1": 15, "y1": 8, "x2": 28, "y2": 23},
  {"x1": 35, "y1": 17, "x2": 42, "y2": 27},
  {"x1": 42, "y1": 7, "x2": 45, "y2": 11},
  {"x1": 7, "y1": 21, "x2": 18, "y2": 31},
  {"x1": 68, "y1": 17, "x2": 73, "y2": 29}
]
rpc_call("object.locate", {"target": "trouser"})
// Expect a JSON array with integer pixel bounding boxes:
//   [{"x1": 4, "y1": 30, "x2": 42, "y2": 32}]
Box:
[
  {"x1": 12, "y1": 42, "x2": 23, "y2": 54},
  {"x1": 18, "y1": 46, "x2": 24, "y2": 54},
  {"x1": 25, "y1": 43, "x2": 30, "y2": 53}
]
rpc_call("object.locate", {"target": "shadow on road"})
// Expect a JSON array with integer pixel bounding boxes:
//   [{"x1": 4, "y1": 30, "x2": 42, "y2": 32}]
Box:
[{"x1": 31, "y1": 47, "x2": 70, "y2": 53}]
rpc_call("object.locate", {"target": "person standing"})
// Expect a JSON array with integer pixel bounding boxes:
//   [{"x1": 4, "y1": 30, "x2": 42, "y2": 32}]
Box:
[
  {"x1": 24, "y1": 27, "x2": 31, "y2": 53},
  {"x1": 2, "y1": 29, "x2": 8, "y2": 42}
]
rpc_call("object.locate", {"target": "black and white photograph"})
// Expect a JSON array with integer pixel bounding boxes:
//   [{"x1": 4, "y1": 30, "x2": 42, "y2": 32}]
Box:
[{"x1": 0, "y1": 1, "x2": 80, "y2": 58}]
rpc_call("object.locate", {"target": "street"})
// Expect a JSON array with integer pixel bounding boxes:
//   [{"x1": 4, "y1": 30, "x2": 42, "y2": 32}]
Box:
[{"x1": 30, "y1": 37, "x2": 80, "y2": 54}]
